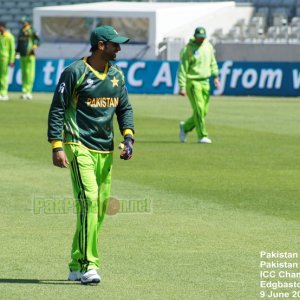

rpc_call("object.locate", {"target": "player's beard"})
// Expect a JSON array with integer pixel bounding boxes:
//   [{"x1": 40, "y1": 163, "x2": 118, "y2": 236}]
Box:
[
  {"x1": 104, "y1": 50, "x2": 117, "y2": 61},
  {"x1": 110, "y1": 53, "x2": 117, "y2": 60}
]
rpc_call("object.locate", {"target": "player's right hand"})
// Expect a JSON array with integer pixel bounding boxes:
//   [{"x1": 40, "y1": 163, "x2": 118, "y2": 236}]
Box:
[
  {"x1": 214, "y1": 77, "x2": 220, "y2": 89},
  {"x1": 119, "y1": 136, "x2": 134, "y2": 160},
  {"x1": 52, "y1": 149, "x2": 69, "y2": 168}
]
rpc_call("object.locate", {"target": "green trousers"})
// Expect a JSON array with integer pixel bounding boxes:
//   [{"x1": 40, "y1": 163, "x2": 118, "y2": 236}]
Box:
[
  {"x1": 183, "y1": 79, "x2": 211, "y2": 139},
  {"x1": 64, "y1": 144, "x2": 113, "y2": 272},
  {"x1": 20, "y1": 55, "x2": 36, "y2": 94},
  {"x1": 0, "y1": 58, "x2": 9, "y2": 96}
]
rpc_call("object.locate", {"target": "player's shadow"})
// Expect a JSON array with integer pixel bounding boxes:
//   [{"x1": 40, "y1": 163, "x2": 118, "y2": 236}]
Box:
[
  {"x1": 137, "y1": 140, "x2": 180, "y2": 144},
  {"x1": 0, "y1": 278, "x2": 79, "y2": 285}
]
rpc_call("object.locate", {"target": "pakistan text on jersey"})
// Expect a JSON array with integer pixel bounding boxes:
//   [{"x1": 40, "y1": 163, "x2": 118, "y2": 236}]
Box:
[{"x1": 86, "y1": 97, "x2": 119, "y2": 108}]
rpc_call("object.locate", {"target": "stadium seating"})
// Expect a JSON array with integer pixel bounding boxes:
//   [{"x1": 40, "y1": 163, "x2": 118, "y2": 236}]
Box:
[
  {"x1": 156, "y1": 0, "x2": 300, "y2": 45},
  {"x1": 0, "y1": 0, "x2": 98, "y2": 36},
  {"x1": 210, "y1": 0, "x2": 300, "y2": 44},
  {"x1": 1, "y1": 0, "x2": 300, "y2": 45}
]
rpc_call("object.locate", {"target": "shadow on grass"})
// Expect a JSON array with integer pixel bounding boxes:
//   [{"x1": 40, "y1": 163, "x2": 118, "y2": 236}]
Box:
[
  {"x1": 0, "y1": 279, "x2": 79, "y2": 285},
  {"x1": 137, "y1": 140, "x2": 181, "y2": 144}
]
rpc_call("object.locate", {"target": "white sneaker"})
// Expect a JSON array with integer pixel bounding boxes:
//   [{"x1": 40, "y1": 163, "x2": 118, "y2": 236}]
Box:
[
  {"x1": 21, "y1": 93, "x2": 32, "y2": 100},
  {"x1": 68, "y1": 270, "x2": 83, "y2": 281},
  {"x1": 179, "y1": 121, "x2": 186, "y2": 143},
  {"x1": 26, "y1": 93, "x2": 33, "y2": 100},
  {"x1": 198, "y1": 137, "x2": 212, "y2": 144},
  {"x1": 81, "y1": 269, "x2": 101, "y2": 285},
  {"x1": 1, "y1": 95, "x2": 9, "y2": 101}
]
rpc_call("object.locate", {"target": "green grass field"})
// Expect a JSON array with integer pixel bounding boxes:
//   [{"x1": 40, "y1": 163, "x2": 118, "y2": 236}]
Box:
[{"x1": 0, "y1": 93, "x2": 299, "y2": 299}]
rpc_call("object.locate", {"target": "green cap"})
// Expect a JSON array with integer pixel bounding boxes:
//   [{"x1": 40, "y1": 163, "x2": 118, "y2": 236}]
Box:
[
  {"x1": 90, "y1": 25, "x2": 130, "y2": 46},
  {"x1": 194, "y1": 27, "x2": 206, "y2": 38}
]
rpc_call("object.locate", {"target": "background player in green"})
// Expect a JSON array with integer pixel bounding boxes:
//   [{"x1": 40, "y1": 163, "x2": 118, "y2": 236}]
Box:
[
  {"x1": 0, "y1": 22, "x2": 15, "y2": 101},
  {"x1": 48, "y1": 25, "x2": 134, "y2": 285},
  {"x1": 16, "y1": 17, "x2": 40, "y2": 100},
  {"x1": 178, "y1": 26, "x2": 220, "y2": 144}
]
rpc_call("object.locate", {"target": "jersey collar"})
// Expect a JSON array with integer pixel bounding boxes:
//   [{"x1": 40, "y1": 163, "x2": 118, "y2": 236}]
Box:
[{"x1": 83, "y1": 57, "x2": 108, "y2": 80}]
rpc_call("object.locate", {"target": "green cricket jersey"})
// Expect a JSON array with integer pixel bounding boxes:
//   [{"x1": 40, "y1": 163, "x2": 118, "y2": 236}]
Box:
[
  {"x1": 0, "y1": 31, "x2": 15, "y2": 63},
  {"x1": 16, "y1": 24, "x2": 40, "y2": 56},
  {"x1": 48, "y1": 58, "x2": 134, "y2": 152},
  {"x1": 178, "y1": 38, "x2": 219, "y2": 89}
]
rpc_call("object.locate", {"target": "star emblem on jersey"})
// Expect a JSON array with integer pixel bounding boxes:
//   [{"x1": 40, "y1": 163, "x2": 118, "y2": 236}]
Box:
[{"x1": 111, "y1": 77, "x2": 119, "y2": 87}]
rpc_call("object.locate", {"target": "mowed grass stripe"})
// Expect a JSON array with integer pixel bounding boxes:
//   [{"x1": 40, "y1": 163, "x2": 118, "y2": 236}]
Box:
[{"x1": 0, "y1": 93, "x2": 299, "y2": 299}]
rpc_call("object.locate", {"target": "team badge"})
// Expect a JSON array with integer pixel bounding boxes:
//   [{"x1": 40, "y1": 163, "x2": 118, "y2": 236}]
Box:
[{"x1": 111, "y1": 76, "x2": 119, "y2": 87}]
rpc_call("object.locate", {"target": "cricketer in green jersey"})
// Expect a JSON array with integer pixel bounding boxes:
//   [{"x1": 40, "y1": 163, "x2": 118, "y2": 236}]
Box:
[
  {"x1": 0, "y1": 22, "x2": 15, "y2": 101},
  {"x1": 178, "y1": 27, "x2": 220, "y2": 144},
  {"x1": 16, "y1": 17, "x2": 40, "y2": 100},
  {"x1": 47, "y1": 25, "x2": 134, "y2": 285}
]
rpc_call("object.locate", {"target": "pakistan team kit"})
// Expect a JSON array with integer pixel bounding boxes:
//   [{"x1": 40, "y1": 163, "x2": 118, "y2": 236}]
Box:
[
  {"x1": 48, "y1": 56, "x2": 134, "y2": 284},
  {"x1": 16, "y1": 19, "x2": 40, "y2": 100},
  {"x1": 178, "y1": 27, "x2": 219, "y2": 144},
  {"x1": 0, "y1": 28, "x2": 15, "y2": 100}
]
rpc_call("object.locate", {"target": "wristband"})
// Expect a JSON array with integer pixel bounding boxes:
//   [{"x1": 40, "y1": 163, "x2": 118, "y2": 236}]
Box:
[{"x1": 124, "y1": 135, "x2": 134, "y2": 144}]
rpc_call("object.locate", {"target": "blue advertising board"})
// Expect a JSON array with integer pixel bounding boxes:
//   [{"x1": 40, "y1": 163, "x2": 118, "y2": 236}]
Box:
[{"x1": 8, "y1": 59, "x2": 300, "y2": 96}]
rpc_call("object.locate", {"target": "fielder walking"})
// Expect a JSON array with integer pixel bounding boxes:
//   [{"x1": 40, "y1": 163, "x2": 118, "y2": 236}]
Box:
[
  {"x1": 178, "y1": 26, "x2": 220, "y2": 144},
  {"x1": 16, "y1": 17, "x2": 40, "y2": 100},
  {"x1": 48, "y1": 25, "x2": 134, "y2": 285},
  {"x1": 0, "y1": 22, "x2": 15, "y2": 101}
]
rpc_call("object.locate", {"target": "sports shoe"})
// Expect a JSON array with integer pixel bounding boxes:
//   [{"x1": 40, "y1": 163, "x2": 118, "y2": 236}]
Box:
[
  {"x1": 179, "y1": 121, "x2": 186, "y2": 143},
  {"x1": 21, "y1": 93, "x2": 32, "y2": 100},
  {"x1": 198, "y1": 137, "x2": 212, "y2": 144},
  {"x1": 81, "y1": 269, "x2": 101, "y2": 285},
  {"x1": 26, "y1": 93, "x2": 33, "y2": 100},
  {"x1": 68, "y1": 270, "x2": 83, "y2": 281},
  {"x1": 0, "y1": 95, "x2": 9, "y2": 101}
]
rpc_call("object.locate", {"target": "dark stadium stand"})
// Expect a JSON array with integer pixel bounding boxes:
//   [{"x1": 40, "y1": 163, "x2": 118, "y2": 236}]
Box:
[
  {"x1": 1, "y1": 0, "x2": 300, "y2": 44},
  {"x1": 0, "y1": 0, "x2": 98, "y2": 36}
]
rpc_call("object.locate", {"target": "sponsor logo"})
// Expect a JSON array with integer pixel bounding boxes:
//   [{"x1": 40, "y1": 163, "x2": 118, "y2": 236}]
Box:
[
  {"x1": 58, "y1": 82, "x2": 66, "y2": 93},
  {"x1": 86, "y1": 78, "x2": 94, "y2": 89}
]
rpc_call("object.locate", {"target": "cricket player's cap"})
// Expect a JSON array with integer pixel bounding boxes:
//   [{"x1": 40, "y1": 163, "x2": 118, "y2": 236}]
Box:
[
  {"x1": 21, "y1": 16, "x2": 30, "y2": 24},
  {"x1": 90, "y1": 25, "x2": 130, "y2": 46},
  {"x1": 194, "y1": 27, "x2": 206, "y2": 38}
]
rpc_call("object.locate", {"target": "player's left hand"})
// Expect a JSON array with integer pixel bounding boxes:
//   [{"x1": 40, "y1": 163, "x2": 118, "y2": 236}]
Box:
[
  {"x1": 214, "y1": 77, "x2": 220, "y2": 89},
  {"x1": 119, "y1": 135, "x2": 134, "y2": 160},
  {"x1": 52, "y1": 149, "x2": 69, "y2": 168}
]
